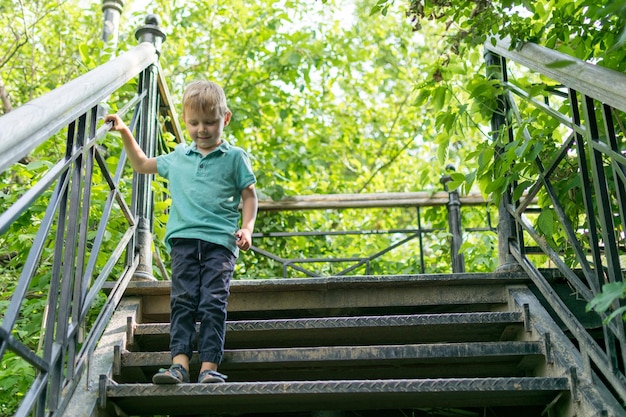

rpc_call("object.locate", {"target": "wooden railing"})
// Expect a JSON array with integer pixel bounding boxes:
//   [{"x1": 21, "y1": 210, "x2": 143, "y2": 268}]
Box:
[{"x1": 251, "y1": 190, "x2": 493, "y2": 277}]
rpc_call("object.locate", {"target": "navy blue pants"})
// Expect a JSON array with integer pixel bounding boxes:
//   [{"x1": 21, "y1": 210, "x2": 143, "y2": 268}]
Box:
[{"x1": 169, "y1": 238, "x2": 235, "y2": 364}]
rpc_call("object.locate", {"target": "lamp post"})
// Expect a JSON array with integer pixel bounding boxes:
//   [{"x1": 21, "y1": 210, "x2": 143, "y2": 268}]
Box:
[{"x1": 102, "y1": 0, "x2": 124, "y2": 49}]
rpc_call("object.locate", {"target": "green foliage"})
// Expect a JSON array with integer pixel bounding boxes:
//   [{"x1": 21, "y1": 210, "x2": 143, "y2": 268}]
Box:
[
  {"x1": 392, "y1": 0, "x2": 626, "y2": 69},
  {"x1": 120, "y1": 0, "x2": 464, "y2": 197},
  {"x1": 0, "y1": 0, "x2": 103, "y2": 109},
  {"x1": 367, "y1": 1, "x2": 626, "y2": 327},
  {"x1": 586, "y1": 282, "x2": 626, "y2": 324},
  {"x1": 0, "y1": 352, "x2": 35, "y2": 415}
]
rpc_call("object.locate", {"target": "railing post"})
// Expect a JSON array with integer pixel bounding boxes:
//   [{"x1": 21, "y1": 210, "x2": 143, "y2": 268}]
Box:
[
  {"x1": 484, "y1": 50, "x2": 521, "y2": 272},
  {"x1": 135, "y1": 15, "x2": 166, "y2": 54},
  {"x1": 130, "y1": 16, "x2": 166, "y2": 280},
  {"x1": 101, "y1": 0, "x2": 124, "y2": 48},
  {"x1": 440, "y1": 166, "x2": 465, "y2": 273}
]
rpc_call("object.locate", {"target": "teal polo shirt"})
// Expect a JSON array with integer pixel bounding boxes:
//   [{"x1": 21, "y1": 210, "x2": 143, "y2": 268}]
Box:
[{"x1": 156, "y1": 140, "x2": 256, "y2": 256}]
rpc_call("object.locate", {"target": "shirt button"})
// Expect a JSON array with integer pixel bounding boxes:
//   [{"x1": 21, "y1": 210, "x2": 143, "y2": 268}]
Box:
[{"x1": 199, "y1": 163, "x2": 205, "y2": 168}]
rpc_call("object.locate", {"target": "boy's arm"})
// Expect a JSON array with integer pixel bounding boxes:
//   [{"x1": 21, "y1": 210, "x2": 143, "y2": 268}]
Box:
[
  {"x1": 235, "y1": 184, "x2": 258, "y2": 251},
  {"x1": 105, "y1": 114, "x2": 158, "y2": 174}
]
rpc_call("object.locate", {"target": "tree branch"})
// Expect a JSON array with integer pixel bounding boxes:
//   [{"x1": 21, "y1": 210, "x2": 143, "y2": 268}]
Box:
[
  {"x1": 0, "y1": 76, "x2": 13, "y2": 114},
  {"x1": 356, "y1": 90, "x2": 414, "y2": 193}
]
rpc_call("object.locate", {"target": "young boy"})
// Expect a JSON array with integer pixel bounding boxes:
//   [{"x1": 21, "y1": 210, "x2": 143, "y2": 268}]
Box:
[{"x1": 105, "y1": 80, "x2": 257, "y2": 384}]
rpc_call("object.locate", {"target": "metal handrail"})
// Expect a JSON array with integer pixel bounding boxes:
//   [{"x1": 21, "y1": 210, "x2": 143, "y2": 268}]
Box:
[
  {"x1": 0, "y1": 42, "x2": 157, "y2": 175},
  {"x1": 485, "y1": 37, "x2": 626, "y2": 405},
  {"x1": 0, "y1": 17, "x2": 169, "y2": 417},
  {"x1": 486, "y1": 37, "x2": 626, "y2": 113}
]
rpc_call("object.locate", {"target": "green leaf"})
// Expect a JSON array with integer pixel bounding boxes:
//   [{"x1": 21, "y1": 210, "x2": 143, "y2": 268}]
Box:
[
  {"x1": 26, "y1": 160, "x2": 54, "y2": 171},
  {"x1": 512, "y1": 181, "x2": 532, "y2": 202},
  {"x1": 464, "y1": 171, "x2": 476, "y2": 192},
  {"x1": 587, "y1": 282, "x2": 626, "y2": 314},
  {"x1": 605, "y1": 306, "x2": 626, "y2": 324},
  {"x1": 477, "y1": 147, "x2": 494, "y2": 170},
  {"x1": 537, "y1": 209, "x2": 554, "y2": 237},
  {"x1": 414, "y1": 88, "x2": 432, "y2": 106},
  {"x1": 484, "y1": 176, "x2": 505, "y2": 194},
  {"x1": 431, "y1": 87, "x2": 447, "y2": 112},
  {"x1": 79, "y1": 43, "x2": 91, "y2": 65},
  {"x1": 446, "y1": 172, "x2": 466, "y2": 191},
  {"x1": 437, "y1": 142, "x2": 448, "y2": 165},
  {"x1": 613, "y1": 28, "x2": 626, "y2": 49}
]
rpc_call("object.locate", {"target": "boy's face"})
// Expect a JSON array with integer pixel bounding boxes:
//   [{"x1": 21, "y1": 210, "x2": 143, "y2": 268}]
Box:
[{"x1": 183, "y1": 107, "x2": 231, "y2": 154}]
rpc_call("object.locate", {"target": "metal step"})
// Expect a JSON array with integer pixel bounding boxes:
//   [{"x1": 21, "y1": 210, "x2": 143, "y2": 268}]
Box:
[
  {"x1": 129, "y1": 311, "x2": 525, "y2": 351},
  {"x1": 128, "y1": 272, "x2": 532, "y2": 321},
  {"x1": 101, "y1": 376, "x2": 569, "y2": 416},
  {"x1": 115, "y1": 341, "x2": 545, "y2": 383},
  {"x1": 80, "y1": 274, "x2": 617, "y2": 417}
]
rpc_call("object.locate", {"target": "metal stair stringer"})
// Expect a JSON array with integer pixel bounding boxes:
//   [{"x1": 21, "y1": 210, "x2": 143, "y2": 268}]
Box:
[
  {"x1": 63, "y1": 297, "x2": 142, "y2": 417},
  {"x1": 508, "y1": 285, "x2": 626, "y2": 417}
]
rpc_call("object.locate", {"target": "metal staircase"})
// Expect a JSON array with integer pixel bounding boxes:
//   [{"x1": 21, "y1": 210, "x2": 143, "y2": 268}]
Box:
[
  {"x1": 2, "y1": 12, "x2": 626, "y2": 417},
  {"x1": 82, "y1": 272, "x2": 617, "y2": 417}
]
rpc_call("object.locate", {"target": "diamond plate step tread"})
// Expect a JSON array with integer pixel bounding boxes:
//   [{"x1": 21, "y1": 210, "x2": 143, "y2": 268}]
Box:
[
  {"x1": 116, "y1": 341, "x2": 545, "y2": 383},
  {"x1": 122, "y1": 341, "x2": 543, "y2": 367},
  {"x1": 104, "y1": 377, "x2": 569, "y2": 416},
  {"x1": 131, "y1": 312, "x2": 525, "y2": 350},
  {"x1": 137, "y1": 311, "x2": 524, "y2": 334}
]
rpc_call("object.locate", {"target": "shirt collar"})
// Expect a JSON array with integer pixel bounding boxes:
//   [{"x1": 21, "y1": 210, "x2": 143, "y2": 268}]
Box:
[{"x1": 186, "y1": 140, "x2": 231, "y2": 155}]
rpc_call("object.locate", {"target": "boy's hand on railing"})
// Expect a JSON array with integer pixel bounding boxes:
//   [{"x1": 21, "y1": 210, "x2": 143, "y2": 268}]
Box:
[
  {"x1": 104, "y1": 114, "x2": 128, "y2": 132},
  {"x1": 103, "y1": 114, "x2": 157, "y2": 174}
]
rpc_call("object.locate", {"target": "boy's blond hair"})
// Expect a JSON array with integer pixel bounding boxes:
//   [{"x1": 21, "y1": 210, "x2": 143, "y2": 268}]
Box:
[{"x1": 182, "y1": 80, "x2": 230, "y2": 117}]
